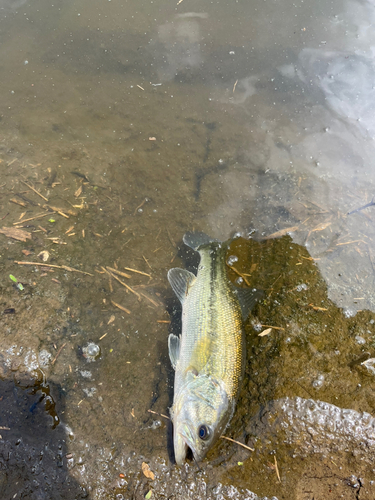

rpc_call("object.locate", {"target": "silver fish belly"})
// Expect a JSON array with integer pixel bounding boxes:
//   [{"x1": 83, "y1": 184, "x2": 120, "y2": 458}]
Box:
[{"x1": 167, "y1": 232, "x2": 258, "y2": 465}]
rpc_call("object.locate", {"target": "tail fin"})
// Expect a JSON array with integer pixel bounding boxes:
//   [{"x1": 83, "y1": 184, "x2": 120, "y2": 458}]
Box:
[{"x1": 183, "y1": 232, "x2": 219, "y2": 251}]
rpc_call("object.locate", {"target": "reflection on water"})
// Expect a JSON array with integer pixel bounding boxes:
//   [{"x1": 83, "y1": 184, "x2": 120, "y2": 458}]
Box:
[{"x1": 1, "y1": 0, "x2": 375, "y2": 497}]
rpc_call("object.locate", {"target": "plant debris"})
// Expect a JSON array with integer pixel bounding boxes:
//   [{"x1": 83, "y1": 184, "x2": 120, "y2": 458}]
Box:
[
  {"x1": 141, "y1": 462, "x2": 155, "y2": 481},
  {"x1": 0, "y1": 227, "x2": 31, "y2": 242}
]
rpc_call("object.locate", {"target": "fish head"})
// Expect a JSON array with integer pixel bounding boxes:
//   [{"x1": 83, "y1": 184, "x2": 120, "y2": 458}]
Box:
[{"x1": 172, "y1": 373, "x2": 232, "y2": 465}]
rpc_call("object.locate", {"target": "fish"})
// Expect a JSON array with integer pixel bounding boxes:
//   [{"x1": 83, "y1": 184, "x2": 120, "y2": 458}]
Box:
[{"x1": 167, "y1": 232, "x2": 260, "y2": 465}]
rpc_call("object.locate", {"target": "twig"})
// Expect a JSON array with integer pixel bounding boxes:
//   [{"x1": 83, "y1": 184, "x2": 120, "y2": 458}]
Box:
[
  {"x1": 111, "y1": 300, "x2": 131, "y2": 315},
  {"x1": 147, "y1": 409, "x2": 170, "y2": 420},
  {"x1": 348, "y1": 197, "x2": 375, "y2": 215},
  {"x1": 220, "y1": 435, "x2": 254, "y2": 451},
  {"x1": 103, "y1": 267, "x2": 141, "y2": 300},
  {"x1": 139, "y1": 292, "x2": 160, "y2": 307},
  {"x1": 274, "y1": 455, "x2": 281, "y2": 482},
  {"x1": 13, "y1": 213, "x2": 50, "y2": 225},
  {"x1": 106, "y1": 266, "x2": 131, "y2": 279},
  {"x1": 143, "y1": 255, "x2": 152, "y2": 270},
  {"x1": 52, "y1": 343, "x2": 66, "y2": 365},
  {"x1": 21, "y1": 180, "x2": 48, "y2": 202},
  {"x1": 134, "y1": 198, "x2": 147, "y2": 215},
  {"x1": 227, "y1": 265, "x2": 251, "y2": 286},
  {"x1": 14, "y1": 261, "x2": 93, "y2": 276},
  {"x1": 124, "y1": 267, "x2": 151, "y2": 277}
]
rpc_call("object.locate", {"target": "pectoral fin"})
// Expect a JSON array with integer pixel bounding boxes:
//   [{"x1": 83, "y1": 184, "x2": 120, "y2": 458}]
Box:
[
  {"x1": 168, "y1": 334, "x2": 180, "y2": 369},
  {"x1": 234, "y1": 288, "x2": 264, "y2": 321},
  {"x1": 167, "y1": 268, "x2": 196, "y2": 303}
]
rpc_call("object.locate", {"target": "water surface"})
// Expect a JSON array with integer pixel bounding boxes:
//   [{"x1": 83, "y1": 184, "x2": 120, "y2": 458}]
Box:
[{"x1": 1, "y1": 0, "x2": 375, "y2": 498}]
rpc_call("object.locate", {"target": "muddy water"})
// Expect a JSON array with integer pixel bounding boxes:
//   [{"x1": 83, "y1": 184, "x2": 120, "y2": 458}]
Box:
[{"x1": 1, "y1": 0, "x2": 375, "y2": 498}]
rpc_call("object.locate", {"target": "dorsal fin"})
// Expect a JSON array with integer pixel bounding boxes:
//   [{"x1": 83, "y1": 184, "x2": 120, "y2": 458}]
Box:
[
  {"x1": 233, "y1": 288, "x2": 264, "y2": 320},
  {"x1": 167, "y1": 268, "x2": 196, "y2": 303}
]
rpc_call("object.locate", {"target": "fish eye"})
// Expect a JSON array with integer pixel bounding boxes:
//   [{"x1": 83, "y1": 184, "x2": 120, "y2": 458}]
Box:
[{"x1": 198, "y1": 424, "x2": 210, "y2": 441}]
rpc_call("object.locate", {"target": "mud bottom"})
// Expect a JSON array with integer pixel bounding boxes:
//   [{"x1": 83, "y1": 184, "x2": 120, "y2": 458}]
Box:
[{"x1": 0, "y1": 377, "x2": 87, "y2": 500}]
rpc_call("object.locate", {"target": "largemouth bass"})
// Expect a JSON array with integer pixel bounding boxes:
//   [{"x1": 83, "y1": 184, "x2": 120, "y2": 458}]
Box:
[{"x1": 168, "y1": 232, "x2": 259, "y2": 465}]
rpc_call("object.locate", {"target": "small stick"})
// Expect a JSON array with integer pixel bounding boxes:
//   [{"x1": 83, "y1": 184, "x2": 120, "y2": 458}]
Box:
[
  {"x1": 167, "y1": 228, "x2": 176, "y2": 248},
  {"x1": 0, "y1": 426, "x2": 10, "y2": 430},
  {"x1": 106, "y1": 266, "x2": 131, "y2": 279},
  {"x1": 21, "y1": 180, "x2": 48, "y2": 202},
  {"x1": 227, "y1": 265, "x2": 251, "y2": 286},
  {"x1": 336, "y1": 239, "x2": 365, "y2": 246},
  {"x1": 157, "y1": 320, "x2": 170, "y2": 324},
  {"x1": 233, "y1": 79, "x2": 238, "y2": 93},
  {"x1": 111, "y1": 300, "x2": 131, "y2": 315},
  {"x1": 139, "y1": 292, "x2": 160, "y2": 307},
  {"x1": 147, "y1": 409, "x2": 170, "y2": 420},
  {"x1": 348, "y1": 197, "x2": 375, "y2": 215},
  {"x1": 14, "y1": 260, "x2": 93, "y2": 276},
  {"x1": 274, "y1": 455, "x2": 281, "y2": 482},
  {"x1": 261, "y1": 324, "x2": 285, "y2": 331},
  {"x1": 143, "y1": 255, "x2": 152, "y2": 270},
  {"x1": 10, "y1": 198, "x2": 27, "y2": 207},
  {"x1": 51, "y1": 343, "x2": 66, "y2": 365},
  {"x1": 44, "y1": 205, "x2": 69, "y2": 218},
  {"x1": 13, "y1": 213, "x2": 50, "y2": 225},
  {"x1": 104, "y1": 267, "x2": 141, "y2": 299},
  {"x1": 133, "y1": 198, "x2": 146, "y2": 215},
  {"x1": 124, "y1": 267, "x2": 151, "y2": 277},
  {"x1": 220, "y1": 435, "x2": 254, "y2": 452},
  {"x1": 99, "y1": 333, "x2": 108, "y2": 340}
]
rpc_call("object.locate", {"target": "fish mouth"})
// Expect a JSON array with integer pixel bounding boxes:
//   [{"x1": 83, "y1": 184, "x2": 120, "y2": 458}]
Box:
[
  {"x1": 174, "y1": 424, "x2": 199, "y2": 466},
  {"x1": 174, "y1": 431, "x2": 189, "y2": 466}
]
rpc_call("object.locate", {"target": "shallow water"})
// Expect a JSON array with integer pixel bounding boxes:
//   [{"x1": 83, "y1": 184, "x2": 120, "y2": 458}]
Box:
[{"x1": 1, "y1": 0, "x2": 375, "y2": 498}]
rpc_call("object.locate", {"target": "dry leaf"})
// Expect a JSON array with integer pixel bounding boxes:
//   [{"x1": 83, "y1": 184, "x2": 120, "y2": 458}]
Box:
[
  {"x1": 141, "y1": 462, "x2": 155, "y2": 480},
  {"x1": 0, "y1": 227, "x2": 31, "y2": 242},
  {"x1": 259, "y1": 328, "x2": 272, "y2": 337},
  {"x1": 74, "y1": 185, "x2": 83, "y2": 198},
  {"x1": 22, "y1": 249, "x2": 33, "y2": 256},
  {"x1": 38, "y1": 250, "x2": 50, "y2": 262},
  {"x1": 107, "y1": 315, "x2": 115, "y2": 325}
]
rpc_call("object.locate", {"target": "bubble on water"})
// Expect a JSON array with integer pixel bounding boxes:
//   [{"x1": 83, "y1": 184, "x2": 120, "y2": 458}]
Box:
[
  {"x1": 151, "y1": 420, "x2": 162, "y2": 430},
  {"x1": 344, "y1": 308, "x2": 356, "y2": 318},
  {"x1": 296, "y1": 283, "x2": 308, "y2": 292},
  {"x1": 227, "y1": 255, "x2": 238, "y2": 266},
  {"x1": 38, "y1": 349, "x2": 52, "y2": 367},
  {"x1": 252, "y1": 322, "x2": 263, "y2": 332},
  {"x1": 355, "y1": 335, "x2": 366, "y2": 345},
  {"x1": 361, "y1": 358, "x2": 375, "y2": 375},
  {"x1": 80, "y1": 370, "x2": 92, "y2": 379},
  {"x1": 83, "y1": 387, "x2": 97, "y2": 397},
  {"x1": 312, "y1": 374, "x2": 325, "y2": 388},
  {"x1": 82, "y1": 343, "x2": 101, "y2": 362},
  {"x1": 235, "y1": 276, "x2": 244, "y2": 285}
]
